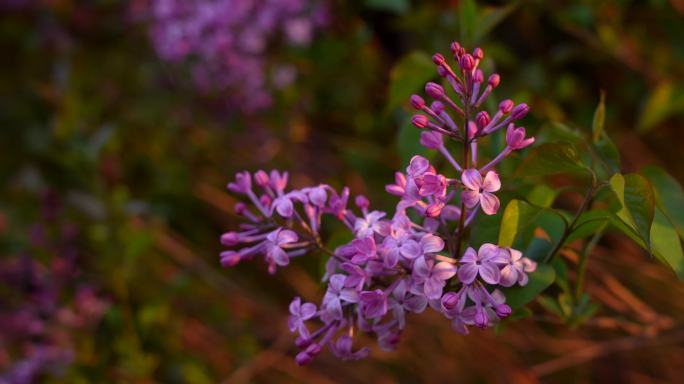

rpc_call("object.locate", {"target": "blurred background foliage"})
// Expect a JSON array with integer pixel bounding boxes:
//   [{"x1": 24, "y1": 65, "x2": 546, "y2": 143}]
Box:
[{"x1": 1, "y1": 0, "x2": 684, "y2": 382}]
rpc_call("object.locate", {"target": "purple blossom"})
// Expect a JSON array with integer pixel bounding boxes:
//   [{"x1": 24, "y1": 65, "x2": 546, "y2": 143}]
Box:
[
  {"x1": 288, "y1": 297, "x2": 317, "y2": 338},
  {"x1": 221, "y1": 40, "x2": 539, "y2": 364},
  {"x1": 461, "y1": 169, "x2": 501, "y2": 215},
  {"x1": 458, "y1": 244, "x2": 508, "y2": 285},
  {"x1": 265, "y1": 228, "x2": 299, "y2": 267},
  {"x1": 499, "y1": 248, "x2": 538, "y2": 287},
  {"x1": 412, "y1": 256, "x2": 457, "y2": 300},
  {"x1": 359, "y1": 289, "x2": 388, "y2": 319}
]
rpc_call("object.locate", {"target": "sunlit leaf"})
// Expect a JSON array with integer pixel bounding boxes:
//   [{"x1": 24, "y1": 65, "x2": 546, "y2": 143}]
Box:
[
  {"x1": 651, "y1": 208, "x2": 684, "y2": 281},
  {"x1": 592, "y1": 90, "x2": 606, "y2": 143},
  {"x1": 642, "y1": 165, "x2": 684, "y2": 240},
  {"x1": 498, "y1": 199, "x2": 542, "y2": 247},
  {"x1": 610, "y1": 173, "x2": 655, "y2": 250}
]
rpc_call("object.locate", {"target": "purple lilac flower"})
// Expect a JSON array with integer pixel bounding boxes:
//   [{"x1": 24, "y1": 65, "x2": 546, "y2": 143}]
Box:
[
  {"x1": 221, "y1": 41, "x2": 540, "y2": 364},
  {"x1": 458, "y1": 244, "x2": 508, "y2": 285},
  {"x1": 288, "y1": 297, "x2": 317, "y2": 338},
  {"x1": 411, "y1": 256, "x2": 457, "y2": 300},
  {"x1": 140, "y1": 0, "x2": 328, "y2": 113},
  {"x1": 461, "y1": 169, "x2": 501, "y2": 215}
]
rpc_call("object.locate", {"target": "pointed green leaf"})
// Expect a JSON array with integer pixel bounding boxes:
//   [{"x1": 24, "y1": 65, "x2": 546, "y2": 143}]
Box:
[
  {"x1": 651, "y1": 208, "x2": 684, "y2": 281},
  {"x1": 642, "y1": 165, "x2": 684, "y2": 241},
  {"x1": 609, "y1": 173, "x2": 655, "y2": 250},
  {"x1": 592, "y1": 90, "x2": 606, "y2": 143}
]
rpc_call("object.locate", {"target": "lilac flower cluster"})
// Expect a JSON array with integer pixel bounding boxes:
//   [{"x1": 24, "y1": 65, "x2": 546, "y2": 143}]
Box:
[
  {"x1": 142, "y1": 0, "x2": 328, "y2": 112},
  {"x1": 221, "y1": 42, "x2": 537, "y2": 364},
  {"x1": 0, "y1": 192, "x2": 109, "y2": 384}
]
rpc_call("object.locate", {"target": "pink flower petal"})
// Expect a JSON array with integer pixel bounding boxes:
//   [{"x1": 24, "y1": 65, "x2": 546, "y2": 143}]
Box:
[
  {"x1": 461, "y1": 190, "x2": 481, "y2": 209},
  {"x1": 420, "y1": 234, "x2": 445, "y2": 253},
  {"x1": 482, "y1": 171, "x2": 501, "y2": 192},
  {"x1": 432, "y1": 261, "x2": 457, "y2": 281},
  {"x1": 457, "y1": 263, "x2": 478, "y2": 284},
  {"x1": 480, "y1": 192, "x2": 500, "y2": 215},
  {"x1": 461, "y1": 169, "x2": 483, "y2": 190},
  {"x1": 479, "y1": 263, "x2": 501, "y2": 284}
]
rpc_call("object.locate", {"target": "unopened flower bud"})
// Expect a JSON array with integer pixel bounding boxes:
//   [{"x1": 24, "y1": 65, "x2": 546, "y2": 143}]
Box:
[
  {"x1": 410, "y1": 94, "x2": 425, "y2": 110},
  {"x1": 473, "y1": 47, "x2": 484, "y2": 60},
  {"x1": 499, "y1": 99, "x2": 514, "y2": 113},
  {"x1": 355, "y1": 195, "x2": 370, "y2": 209},
  {"x1": 450, "y1": 41, "x2": 461, "y2": 54},
  {"x1": 234, "y1": 202, "x2": 248, "y2": 215},
  {"x1": 506, "y1": 124, "x2": 535, "y2": 150},
  {"x1": 411, "y1": 114, "x2": 429, "y2": 129},
  {"x1": 425, "y1": 82, "x2": 445, "y2": 99},
  {"x1": 441, "y1": 292, "x2": 461, "y2": 311},
  {"x1": 220, "y1": 251, "x2": 240, "y2": 267},
  {"x1": 432, "y1": 53, "x2": 445, "y2": 65},
  {"x1": 495, "y1": 304, "x2": 512, "y2": 318},
  {"x1": 420, "y1": 131, "x2": 443, "y2": 149},
  {"x1": 295, "y1": 351, "x2": 313, "y2": 366},
  {"x1": 475, "y1": 111, "x2": 490, "y2": 129},
  {"x1": 510, "y1": 103, "x2": 530, "y2": 120},
  {"x1": 474, "y1": 308, "x2": 489, "y2": 328},
  {"x1": 488, "y1": 73, "x2": 500, "y2": 87},
  {"x1": 220, "y1": 232, "x2": 240, "y2": 246},
  {"x1": 254, "y1": 170, "x2": 269, "y2": 186},
  {"x1": 425, "y1": 202, "x2": 444, "y2": 217},
  {"x1": 459, "y1": 54, "x2": 475, "y2": 71}
]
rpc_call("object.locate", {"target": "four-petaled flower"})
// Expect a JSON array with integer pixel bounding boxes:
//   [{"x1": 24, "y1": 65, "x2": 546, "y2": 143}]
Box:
[
  {"x1": 359, "y1": 289, "x2": 388, "y2": 319},
  {"x1": 265, "y1": 229, "x2": 299, "y2": 266},
  {"x1": 458, "y1": 243, "x2": 508, "y2": 285},
  {"x1": 354, "y1": 211, "x2": 390, "y2": 238},
  {"x1": 288, "y1": 297, "x2": 317, "y2": 338},
  {"x1": 411, "y1": 256, "x2": 457, "y2": 300},
  {"x1": 499, "y1": 248, "x2": 537, "y2": 287},
  {"x1": 461, "y1": 169, "x2": 501, "y2": 215}
]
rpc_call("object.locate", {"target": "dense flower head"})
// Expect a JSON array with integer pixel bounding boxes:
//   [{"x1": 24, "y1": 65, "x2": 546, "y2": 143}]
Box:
[
  {"x1": 221, "y1": 41, "x2": 537, "y2": 364},
  {"x1": 140, "y1": 0, "x2": 328, "y2": 113}
]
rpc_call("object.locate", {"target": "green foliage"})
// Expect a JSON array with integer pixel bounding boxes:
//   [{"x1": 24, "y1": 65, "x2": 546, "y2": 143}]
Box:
[
  {"x1": 609, "y1": 173, "x2": 655, "y2": 251},
  {"x1": 515, "y1": 143, "x2": 590, "y2": 177},
  {"x1": 502, "y1": 264, "x2": 556, "y2": 309}
]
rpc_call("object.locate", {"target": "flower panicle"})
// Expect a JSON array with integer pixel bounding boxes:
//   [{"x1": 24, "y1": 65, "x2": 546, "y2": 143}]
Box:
[{"x1": 221, "y1": 41, "x2": 537, "y2": 365}]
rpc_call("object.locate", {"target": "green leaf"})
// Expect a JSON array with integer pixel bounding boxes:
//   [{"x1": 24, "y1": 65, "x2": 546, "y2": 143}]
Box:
[
  {"x1": 515, "y1": 143, "x2": 591, "y2": 177},
  {"x1": 610, "y1": 173, "x2": 655, "y2": 250},
  {"x1": 387, "y1": 51, "x2": 435, "y2": 112},
  {"x1": 642, "y1": 165, "x2": 684, "y2": 241},
  {"x1": 592, "y1": 133, "x2": 621, "y2": 175},
  {"x1": 650, "y1": 207, "x2": 684, "y2": 281},
  {"x1": 527, "y1": 184, "x2": 558, "y2": 208},
  {"x1": 498, "y1": 199, "x2": 542, "y2": 247},
  {"x1": 565, "y1": 210, "x2": 611, "y2": 243},
  {"x1": 592, "y1": 90, "x2": 606, "y2": 143},
  {"x1": 365, "y1": 0, "x2": 410, "y2": 14},
  {"x1": 502, "y1": 264, "x2": 556, "y2": 309}
]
